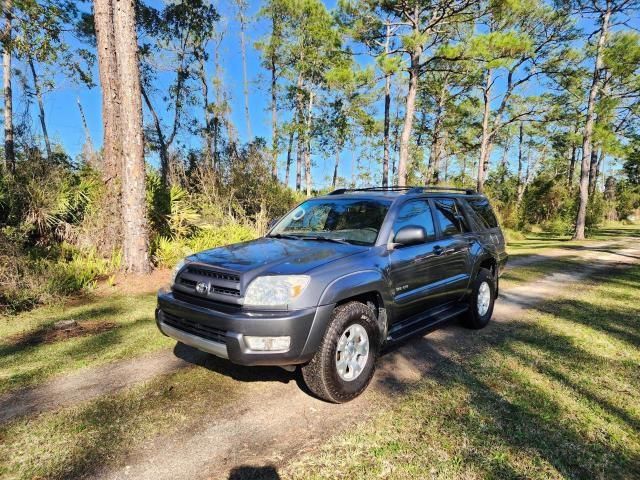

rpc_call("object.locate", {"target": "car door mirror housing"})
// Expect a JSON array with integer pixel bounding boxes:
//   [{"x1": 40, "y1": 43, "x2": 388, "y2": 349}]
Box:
[{"x1": 393, "y1": 225, "x2": 427, "y2": 247}]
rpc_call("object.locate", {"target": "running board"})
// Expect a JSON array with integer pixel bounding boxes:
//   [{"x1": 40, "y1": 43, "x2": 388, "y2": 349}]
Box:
[{"x1": 386, "y1": 304, "x2": 468, "y2": 345}]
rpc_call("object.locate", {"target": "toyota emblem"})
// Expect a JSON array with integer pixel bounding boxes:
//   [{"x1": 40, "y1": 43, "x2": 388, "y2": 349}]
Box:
[{"x1": 195, "y1": 282, "x2": 208, "y2": 294}]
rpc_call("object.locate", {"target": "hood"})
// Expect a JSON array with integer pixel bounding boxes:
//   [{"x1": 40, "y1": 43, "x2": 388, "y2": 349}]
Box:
[{"x1": 190, "y1": 236, "x2": 367, "y2": 276}]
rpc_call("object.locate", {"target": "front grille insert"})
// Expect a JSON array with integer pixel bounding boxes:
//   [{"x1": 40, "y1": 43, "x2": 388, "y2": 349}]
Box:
[
  {"x1": 211, "y1": 286, "x2": 241, "y2": 296},
  {"x1": 162, "y1": 311, "x2": 227, "y2": 344},
  {"x1": 181, "y1": 266, "x2": 242, "y2": 298},
  {"x1": 186, "y1": 267, "x2": 240, "y2": 283}
]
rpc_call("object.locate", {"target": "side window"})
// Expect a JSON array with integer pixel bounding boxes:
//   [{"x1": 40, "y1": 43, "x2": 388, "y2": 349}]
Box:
[
  {"x1": 433, "y1": 198, "x2": 465, "y2": 236},
  {"x1": 467, "y1": 198, "x2": 498, "y2": 229},
  {"x1": 393, "y1": 200, "x2": 436, "y2": 240}
]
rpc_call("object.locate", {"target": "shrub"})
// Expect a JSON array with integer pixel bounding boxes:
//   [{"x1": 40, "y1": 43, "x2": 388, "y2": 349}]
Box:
[
  {"x1": 503, "y1": 228, "x2": 526, "y2": 243},
  {"x1": 541, "y1": 217, "x2": 572, "y2": 236},
  {"x1": 152, "y1": 222, "x2": 257, "y2": 268}
]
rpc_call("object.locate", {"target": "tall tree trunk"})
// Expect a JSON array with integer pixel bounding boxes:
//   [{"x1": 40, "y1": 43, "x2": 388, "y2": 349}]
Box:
[
  {"x1": 382, "y1": 73, "x2": 391, "y2": 187},
  {"x1": 94, "y1": 0, "x2": 122, "y2": 254},
  {"x1": 2, "y1": 0, "x2": 14, "y2": 171},
  {"x1": 381, "y1": 22, "x2": 392, "y2": 187},
  {"x1": 478, "y1": 69, "x2": 493, "y2": 193},
  {"x1": 28, "y1": 58, "x2": 52, "y2": 160},
  {"x1": 397, "y1": 49, "x2": 420, "y2": 186},
  {"x1": 270, "y1": 55, "x2": 278, "y2": 179},
  {"x1": 284, "y1": 128, "x2": 293, "y2": 186},
  {"x1": 516, "y1": 122, "x2": 525, "y2": 204},
  {"x1": 332, "y1": 142, "x2": 341, "y2": 188},
  {"x1": 198, "y1": 56, "x2": 213, "y2": 167},
  {"x1": 212, "y1": 33, "x2": 224, "y2": 169},
  {"x1": 295, "y1": 75, "x2": 304, "y2": 192},
  {"x1": 591, "y1": 148, "x2": 605, "y2": 195},
  {"x1": 588, "y1": 148, "x2": 599, "y2": 195},
  {"x1": 304, "y1": 91, "x2": 314, "y2": 197},
  {"x1": 269, "y1": 11, "x2": 280, "y2": 180},
  {"x1": 574, "y1": 6, "x2": 611, "y2": 240},
  {"x1": 428, "y1": 84, "x2": 447, "y2": 184},
  {"x1": 443, "y1": 153, "x2": 449, "y2": 183},
  {"x1": 141, "y1": 85, "x2": 169, "y2": 183},
  {"x1": 77, "y1": 97, "x2": 93, "y2": 151},
  {"x1": 113, "y1": 0, "x2": 149, "y2": 273},
  {"x1": 568, "y1": 144, "x2": 577, "y2": 185},
  {"x1": 237, "y1": 2, "x2": 252, "y2": 139}
]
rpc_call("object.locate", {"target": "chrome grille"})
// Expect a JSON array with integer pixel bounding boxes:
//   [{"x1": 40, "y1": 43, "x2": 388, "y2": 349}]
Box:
[
  {"x1": 178, "y1": 265, "x2": 242, "y2": 299},
  {"x1": 186, "y1": 267, "x2": 240, "y2": 283}
]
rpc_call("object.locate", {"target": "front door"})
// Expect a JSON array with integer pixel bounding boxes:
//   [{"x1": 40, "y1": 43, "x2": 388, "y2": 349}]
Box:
[{"x1": 388, "y1": 199, "x2": 444, "y2": 321}]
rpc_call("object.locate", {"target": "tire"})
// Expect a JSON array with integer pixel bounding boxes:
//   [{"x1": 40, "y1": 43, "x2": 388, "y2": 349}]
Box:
[
  {"x1": 301, "y1": 302, "x2": 379, "y2": 403},
  {"x1": 463, "y1": 268, "x2": 496, "y2": 329}
]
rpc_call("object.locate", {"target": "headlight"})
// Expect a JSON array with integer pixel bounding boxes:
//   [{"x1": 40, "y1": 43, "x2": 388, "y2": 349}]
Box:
[
  {"x1": 244, "y1": 275, "x2": 310, "y2": 307},
  {"x1": 170, "y1": 259, "x2": 190, "y2": 287}
]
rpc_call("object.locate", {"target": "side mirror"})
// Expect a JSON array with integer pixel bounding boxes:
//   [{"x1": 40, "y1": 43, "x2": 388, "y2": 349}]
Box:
[{"x1": 393, "y1": 225, "x2": 426, "y2": 247}]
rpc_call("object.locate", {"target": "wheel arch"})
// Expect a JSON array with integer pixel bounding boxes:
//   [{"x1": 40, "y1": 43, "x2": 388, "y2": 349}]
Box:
[{"x1": 301, "y1": 270, "x2": 391, "y2": 357}]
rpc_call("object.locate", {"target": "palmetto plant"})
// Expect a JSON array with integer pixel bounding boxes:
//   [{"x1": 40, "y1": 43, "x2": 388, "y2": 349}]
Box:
[{"x1": 23, "y1": 174, "x2": 98, "y2": 243}]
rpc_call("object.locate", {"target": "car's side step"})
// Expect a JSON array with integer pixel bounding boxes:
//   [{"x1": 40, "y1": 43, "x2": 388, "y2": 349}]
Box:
[{"x1": 386, "y1": 304, "x2": 468, "y2": 345}]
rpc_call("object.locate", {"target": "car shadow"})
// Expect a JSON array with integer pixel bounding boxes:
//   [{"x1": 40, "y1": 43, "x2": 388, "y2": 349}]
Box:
[
  {"x1": 172, "y1": 341, "x2": 295, "y2": 384},
  {"x1": 228, "y1": 465, "x2": 281, "y2": 480}
]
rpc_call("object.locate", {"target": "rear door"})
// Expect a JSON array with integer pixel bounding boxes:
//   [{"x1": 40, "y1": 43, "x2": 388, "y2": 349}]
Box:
[
  {"x1": 388, "y1": 199, "x2": 443, "y2": 320},
  {"x1": 428, "y1": 197, "x2": 472, "y2": 303}
]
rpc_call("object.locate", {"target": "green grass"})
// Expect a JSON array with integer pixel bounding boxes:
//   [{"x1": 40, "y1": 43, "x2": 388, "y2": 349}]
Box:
[
  {"x1": 0, "y1": 365, "x2": 240, "y2": 480},
  {"x1": 284, "y1": 265, "x2": 640, "y2": 480},
  {"x1": 0, "y1": 292, "x2": 172, "y2": 395}
]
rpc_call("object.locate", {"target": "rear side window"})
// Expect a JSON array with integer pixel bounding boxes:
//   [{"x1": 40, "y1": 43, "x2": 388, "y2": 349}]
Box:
[
  {"x1": 393, "y1": 200, "x2": 436, "y2": 240},
  {"x1": 467, "y1": 198, "x2": 498, "y2": 229},
  {"x1": 433, "y1": 198, "x2": 466, "y2": 236}
]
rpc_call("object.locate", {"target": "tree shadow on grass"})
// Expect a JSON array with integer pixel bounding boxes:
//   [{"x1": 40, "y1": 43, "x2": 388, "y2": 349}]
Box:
[
  {"x1": 0, "y1": 316, "x2": 157, "y2": 393},
  {"x1": 533, "y1": 298, "x2": 640, "y2": 348},
  {"x1": 375, "y1": 326, "x2": 640, "y2": 479}
]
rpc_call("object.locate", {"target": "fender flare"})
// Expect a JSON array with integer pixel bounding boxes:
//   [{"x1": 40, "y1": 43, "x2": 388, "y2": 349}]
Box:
[
  {"x1": 318, "y1": 269, "x2": 391, "y2": 306},
  {"x1": 300, "y1": 270, "x2": 391, "y2": 357}
]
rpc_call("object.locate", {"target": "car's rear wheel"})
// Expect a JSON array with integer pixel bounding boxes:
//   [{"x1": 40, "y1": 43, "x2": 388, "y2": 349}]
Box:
[
  {"x1": 463, "y1": 267, "x2": 496, "y2": 329},
  {"x1": 301, "y1": 301, "x2": 378, "y2": 403}
]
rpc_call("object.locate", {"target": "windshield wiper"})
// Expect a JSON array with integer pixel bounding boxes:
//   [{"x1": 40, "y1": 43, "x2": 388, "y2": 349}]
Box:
[
  {"x1": 297, "y1": 235, "x2": 352, "y2": 245},
  {"x1": 268, "y1": 233, "x2": 303, "y2": 240}
]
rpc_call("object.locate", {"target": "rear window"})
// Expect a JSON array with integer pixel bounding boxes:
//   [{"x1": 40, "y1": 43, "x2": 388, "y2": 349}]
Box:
[
  {"x1": 432, "y1": 198, "x2": 466, "y2": 236},
  {"x1": 467, "y1": 198, "x2": 498, "y2": 229}
]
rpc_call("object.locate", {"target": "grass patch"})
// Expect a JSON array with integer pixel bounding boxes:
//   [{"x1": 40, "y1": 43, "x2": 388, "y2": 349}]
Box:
[
  {"x1": 285, "y1": 265, "x2": 640, "y2": 479},
  {"x1": 0, "y1": 292, "x2": 171, "y2": 395},
  {"x1": 0, "y1": 363, "x2": 240, "y2": 480}
]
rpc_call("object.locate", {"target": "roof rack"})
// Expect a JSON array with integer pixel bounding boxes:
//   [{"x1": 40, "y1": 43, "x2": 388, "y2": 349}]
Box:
[{"x1": 329, "y1": 186, "x2": 477, "y2": 195}]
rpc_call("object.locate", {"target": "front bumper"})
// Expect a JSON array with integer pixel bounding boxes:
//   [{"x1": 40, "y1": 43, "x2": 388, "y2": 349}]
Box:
[{"x1": 156, "y1": 290, "x2": 333, "y2": 366}]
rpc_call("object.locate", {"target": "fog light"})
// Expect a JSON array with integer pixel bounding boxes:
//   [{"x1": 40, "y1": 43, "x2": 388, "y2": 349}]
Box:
[{"x1": 244, "y1": 336, "x2": 290, "y2": 351}]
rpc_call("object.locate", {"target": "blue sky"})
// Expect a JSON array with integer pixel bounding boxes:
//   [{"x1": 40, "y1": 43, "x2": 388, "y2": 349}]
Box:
[
  {"x1": 11, "y1": 1, "x2": 637, "y2": 188},
  {"x1": 23, "y1": 0, "x2": 351, "y2": 188}
]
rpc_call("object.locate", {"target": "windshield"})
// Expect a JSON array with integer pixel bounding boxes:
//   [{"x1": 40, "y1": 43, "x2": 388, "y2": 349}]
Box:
[{"x1": 269, "y1": 198, "x2": 391, "y2": 246}]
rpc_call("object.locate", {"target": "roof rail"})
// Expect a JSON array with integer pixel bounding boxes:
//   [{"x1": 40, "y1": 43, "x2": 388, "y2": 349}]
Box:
[
  {"x1": 408, "y1": 186, "x2": 477, "y2": 195},
  {"x1": 328, "y1": 186, "x2": 477, "y2": 195}
]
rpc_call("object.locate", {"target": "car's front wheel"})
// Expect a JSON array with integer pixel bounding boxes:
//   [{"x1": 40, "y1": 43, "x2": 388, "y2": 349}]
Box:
[{"x1": 301, "y1": 301, "x2": 378, "y2": 403}]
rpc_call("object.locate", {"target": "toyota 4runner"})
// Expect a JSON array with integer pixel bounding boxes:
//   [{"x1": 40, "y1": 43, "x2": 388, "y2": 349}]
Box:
[{"x1": 156, "y1": 186, "x2": 508, "y2": 402}]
